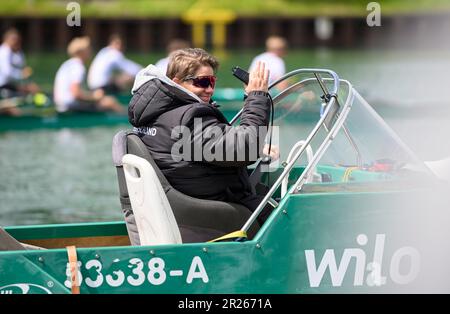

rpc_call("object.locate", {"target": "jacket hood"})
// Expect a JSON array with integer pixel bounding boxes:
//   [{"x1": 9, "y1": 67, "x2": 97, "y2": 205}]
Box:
[
  {"x1": 128, "y1": 64, "x2": 203, "y2": 126},
  {"x1": 132, "y1": 64, "x2": 202, "y2": 101}
]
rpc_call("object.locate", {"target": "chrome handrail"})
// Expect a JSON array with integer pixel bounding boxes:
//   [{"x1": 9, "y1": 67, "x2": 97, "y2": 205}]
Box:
[
  {"x1": 241, "y1": 69, "x2": 346, "y2": 232},
  {"x1": 290, "y1": 81, "x2": 355, "y2": 194},
  {"x1": 229, "y1": 68, "x2": 340, "y2": 125}
]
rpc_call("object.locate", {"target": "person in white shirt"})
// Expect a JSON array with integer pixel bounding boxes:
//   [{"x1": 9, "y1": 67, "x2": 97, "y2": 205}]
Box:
[
  {"x1": 155, "y1": 39, "x2": 190, "y2": 75},
  {"x1": 0, "y1": 28, "x2": 40, "y2": 115},
  {"x1": 53, "y1": 36, "x2": 123, "y2": 113},
  {"x1": 249, "y1": 36, "x2": 315, "y2": 115},
  {"x1": 249, "y1": 36, "x2": 289, "y2": 90},
  {"x1": 87, "y1": 34, "x2": 142, "y2": 93}
]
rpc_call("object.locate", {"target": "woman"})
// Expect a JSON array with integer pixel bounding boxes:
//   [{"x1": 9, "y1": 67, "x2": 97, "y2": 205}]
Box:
[{"x1": 128, "y1": 48, "x2": 275, "y2": 225}]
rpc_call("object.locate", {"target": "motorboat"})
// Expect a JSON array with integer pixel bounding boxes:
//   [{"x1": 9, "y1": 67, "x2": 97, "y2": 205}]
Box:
[{"x1": 1, "y1": 68, "x2": 449, "y2": 294}]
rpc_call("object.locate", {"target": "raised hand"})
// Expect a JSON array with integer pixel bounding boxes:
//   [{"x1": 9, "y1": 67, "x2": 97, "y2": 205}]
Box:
[{"x1": 245, "y1": 61, "x2": 269, "y2": 94}]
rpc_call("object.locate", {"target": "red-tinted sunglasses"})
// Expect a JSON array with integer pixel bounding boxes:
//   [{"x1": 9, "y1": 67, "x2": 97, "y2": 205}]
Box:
[{"x1": 184, "y1": 75, "x2": 216, "y2": 89}]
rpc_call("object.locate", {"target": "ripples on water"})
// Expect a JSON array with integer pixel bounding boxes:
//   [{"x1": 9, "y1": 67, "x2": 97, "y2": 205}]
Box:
[{"x1": 0, "y1": 126, "x2": 125, "y2": 225}]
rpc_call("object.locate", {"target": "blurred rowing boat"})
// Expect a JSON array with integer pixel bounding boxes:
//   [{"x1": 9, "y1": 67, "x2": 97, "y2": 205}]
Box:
[{"x1": 0, "y1": 88, "x2": 244, "y2": 132}]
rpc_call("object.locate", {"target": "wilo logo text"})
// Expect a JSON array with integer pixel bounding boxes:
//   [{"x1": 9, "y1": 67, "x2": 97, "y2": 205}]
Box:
[{"x1": 305, "y1": 234, "x2": 420, "y2": 288}]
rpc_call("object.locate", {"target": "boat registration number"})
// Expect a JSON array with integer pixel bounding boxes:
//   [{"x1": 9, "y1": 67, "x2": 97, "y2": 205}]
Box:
[{"x1": 64, "y1": 256, "x2": 208, "y2": 289}]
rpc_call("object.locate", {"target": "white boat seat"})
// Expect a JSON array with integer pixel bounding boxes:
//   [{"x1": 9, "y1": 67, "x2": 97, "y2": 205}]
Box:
[{"x1": 122, "y1": 154, "x2": 182, "y2": 245}]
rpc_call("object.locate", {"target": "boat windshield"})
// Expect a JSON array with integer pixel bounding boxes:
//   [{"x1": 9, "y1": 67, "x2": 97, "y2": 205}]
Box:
[{"x1": 267, "y1": 73, "x2": 432, "y2": 188}]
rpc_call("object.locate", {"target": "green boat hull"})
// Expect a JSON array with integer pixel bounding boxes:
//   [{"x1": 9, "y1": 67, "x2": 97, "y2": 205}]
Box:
[{"x1": 1, "y1": 165, "x2": 447, "y2": 294}]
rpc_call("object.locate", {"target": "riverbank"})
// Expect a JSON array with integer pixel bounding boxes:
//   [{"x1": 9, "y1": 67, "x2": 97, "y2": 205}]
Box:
[{"x1": 2, "y1": 1, "x2": 450, "y2": 51}]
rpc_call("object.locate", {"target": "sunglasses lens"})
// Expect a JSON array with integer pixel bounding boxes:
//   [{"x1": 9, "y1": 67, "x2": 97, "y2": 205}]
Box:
[
  {"x1": 192, "y1": 76, "x2": 216, "y2": 88},
  {"x1": 209, "y1": 76, "x2": 216, "y2": 88}
]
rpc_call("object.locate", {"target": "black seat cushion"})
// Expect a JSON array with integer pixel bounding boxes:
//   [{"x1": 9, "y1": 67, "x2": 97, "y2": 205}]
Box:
[{"x1": 113, "y1": 131, "x2": 260, "y2": 244}]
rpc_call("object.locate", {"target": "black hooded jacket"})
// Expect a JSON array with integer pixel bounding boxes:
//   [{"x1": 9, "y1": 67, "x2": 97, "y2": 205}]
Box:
[{"x1": 128, "y1": 78, "x2": 270, "y2": 203}]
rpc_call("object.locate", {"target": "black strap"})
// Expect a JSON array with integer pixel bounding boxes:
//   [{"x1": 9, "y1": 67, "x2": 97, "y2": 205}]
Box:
[{"x1": 248, "y1": 156, "x2": 271, "y2": 194}]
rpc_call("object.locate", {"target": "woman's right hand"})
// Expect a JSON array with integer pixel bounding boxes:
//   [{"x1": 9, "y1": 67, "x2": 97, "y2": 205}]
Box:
[
  {"x1": 263, "y1": 144, "x2": 280, "y2": 161},
  {"x1": 245, "y1": 61, "x2": 269, "y2": 94}
]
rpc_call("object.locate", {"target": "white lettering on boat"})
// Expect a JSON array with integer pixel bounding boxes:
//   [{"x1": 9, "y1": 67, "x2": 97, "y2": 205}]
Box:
[
  {"x1": 186, "y1": 256, "x2": 209, "y2": 284},
  {"x1": 0, "y1": 283, "x2": 52, "y2": 294},
  {"x1": 305, "y1": 234, "x2": 420, "y2": 288},
  {"x1": 105, "y1": 258, "x2": 126, "y2": 287},
  {"x1": 64, "y1": 255, "x2": 207, "y2": 290}
]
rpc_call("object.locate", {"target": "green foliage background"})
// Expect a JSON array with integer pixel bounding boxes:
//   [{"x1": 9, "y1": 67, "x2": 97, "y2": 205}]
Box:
[{"x1": 1, "y1": 0, "x2": 450, "y2": 17}]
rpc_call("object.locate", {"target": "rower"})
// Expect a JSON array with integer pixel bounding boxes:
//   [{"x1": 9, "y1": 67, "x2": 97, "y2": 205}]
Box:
[
  {"x1": 53, "y1": 36, "x2": 124, "y2": 113},
  {"x1": 87, "y1": 34, "x2": 142, "y2": 94},
  {"x1": 0, "y1": 28, "x2": 40, "y2": 116}
]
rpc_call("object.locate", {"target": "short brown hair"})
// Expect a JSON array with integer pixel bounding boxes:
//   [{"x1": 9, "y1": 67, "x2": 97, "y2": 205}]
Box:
[
  {"x1": 67, "y1": 36, "x2": 91, "y2": 57},
  {"x1": 166, "y1": 48, "x2": 219, "y2": 80},
  {"x1": 266, "y1": 36, "x2": 287, "y2": 52},
  {"x1": 3, "y1": 28, "x2": 20, "y2": 41},
  {"x1": 109, "y1": 33, "x2": 122, "y2": 45}
]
